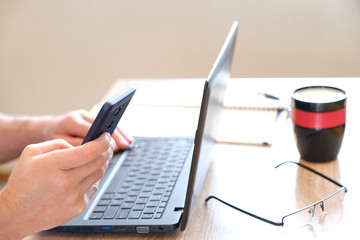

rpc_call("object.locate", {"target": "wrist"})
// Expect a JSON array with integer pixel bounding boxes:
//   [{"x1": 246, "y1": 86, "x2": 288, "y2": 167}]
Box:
[
  {"x1": 0, "y1": 189, "x2": 25, "y2": 240},
  {"x1": 0, "y1": 114, "x2": 52, "y2": 162},
  {"x1": 21, "y1": 115, "x2": 53, "y2": 144}
]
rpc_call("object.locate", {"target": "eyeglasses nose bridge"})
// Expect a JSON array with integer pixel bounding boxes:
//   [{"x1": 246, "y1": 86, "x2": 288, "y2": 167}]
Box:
[{"x1": 308, "y1": 205, "x2": 316, "y2": 218}]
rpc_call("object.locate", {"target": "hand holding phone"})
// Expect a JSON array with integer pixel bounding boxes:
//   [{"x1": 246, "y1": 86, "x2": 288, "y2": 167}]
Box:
[{"x1": 82, "y1": 87, "x2": 136, "y2": 145}]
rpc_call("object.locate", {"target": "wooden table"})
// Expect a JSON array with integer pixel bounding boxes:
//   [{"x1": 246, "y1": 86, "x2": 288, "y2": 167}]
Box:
[{"x1": 28, "y1": 78, "x2": 360, "y2": 239}]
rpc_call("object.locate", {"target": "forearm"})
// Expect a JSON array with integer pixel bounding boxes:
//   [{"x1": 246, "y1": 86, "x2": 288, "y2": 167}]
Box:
[
  {"x1": 0, "y1": 189, "x2": 25, "y2": 239},
  {"x1": 0, "y1": 113, "x2": 51, "y2": 163}
]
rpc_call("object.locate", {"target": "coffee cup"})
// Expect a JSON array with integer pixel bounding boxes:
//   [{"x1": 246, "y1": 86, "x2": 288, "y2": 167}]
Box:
[{"x1": 291, "y1": 86, "x2": 346, "y2": 162}]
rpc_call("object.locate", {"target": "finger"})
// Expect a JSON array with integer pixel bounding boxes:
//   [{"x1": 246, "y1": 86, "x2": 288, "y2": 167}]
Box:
[
  {"x1": 69, "y1": 143, "x2": 113, "y2": 184},
  {"x1": 116, "y1": 127, "x2": 134, "y2": 143},
  {"x1": 112, "y1": 128, "x2": 130, "y2": 151},
  {"x1": 24, "y1": 139, "x2": 73, "y2": 157},
  {"x1": 78, "y1": 158, "x2": 111, "y2": 195},
  {"x1": 54, "y1": 133, "x2": 112, "y2": 170},
  {"x1": 65, "y1": 118, "x2": 92, "y2": 139},
  {"x1": 84, "y1": 185, "x2": 98, "y2": 204},
  {"x1": 60, "y1": 110, "x2": 94, "y2": 139},
  {"x1": 52, "y1": 134, "x2": 84, "y2": 147},
  {"x1": 78, "y1": 110, "x2": 95, "y2": 124}
]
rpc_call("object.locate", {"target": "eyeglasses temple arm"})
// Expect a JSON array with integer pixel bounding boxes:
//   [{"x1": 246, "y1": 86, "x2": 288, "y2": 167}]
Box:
[
  {"x1": 205, "y1": 195, "x2": 284, "y2": 226},
  {"x1": 275, "y1": 161, "x2": 348, "y2": 193}
]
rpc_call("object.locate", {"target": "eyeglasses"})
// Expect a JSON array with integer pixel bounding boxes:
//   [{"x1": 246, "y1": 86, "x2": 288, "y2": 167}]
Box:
[{"x1": 205, "y1": 161, "x2": 347, "y2": 228}]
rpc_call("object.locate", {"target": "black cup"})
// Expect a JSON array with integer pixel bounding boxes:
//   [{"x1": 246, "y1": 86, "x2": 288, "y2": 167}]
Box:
[{"x1": 291, "y1": 86, "x2": 346, "y2": 163}]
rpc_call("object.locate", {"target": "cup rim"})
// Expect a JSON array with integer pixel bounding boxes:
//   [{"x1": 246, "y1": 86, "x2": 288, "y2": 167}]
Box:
[
  {"x1": 292, "y1": 86, "x2": 346, "y2": 102},
  {"x1": 291, "y1": 86, "x2": 346, "y2": 113}
]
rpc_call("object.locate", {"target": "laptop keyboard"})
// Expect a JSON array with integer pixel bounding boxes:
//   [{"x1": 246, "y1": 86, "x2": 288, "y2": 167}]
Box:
[{"x1": 89, "y1": 137, "x2": 193, "y2": 221}]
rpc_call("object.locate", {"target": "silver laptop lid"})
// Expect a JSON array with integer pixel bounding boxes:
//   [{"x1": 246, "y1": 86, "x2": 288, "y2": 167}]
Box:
[{"x1": 180, "y1": 21, "x2": 238, "y2": 231}]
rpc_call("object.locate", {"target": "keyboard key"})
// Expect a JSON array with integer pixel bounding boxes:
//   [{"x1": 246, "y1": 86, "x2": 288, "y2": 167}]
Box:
[
  {"x1": 150, "y1": 195, "x2": 161, "y2": 201},
  {"x1": 132, "y1": 185, "x2": 143, "y2": 191},
  {"x1": 134, "y1": 179, "x2": 146, "y2": 185},
  {"x1": 153, "y1": 189, "x2": 164, "y2": 195},
  {"x1": 121, "y1": 203, "x2": 133, "y2": 209},
  {"x1": 121, "y1": 182, "x2": 132, "y2": 188},
  {"x1": 97, "y1": 200, "x2": 111, "y2": 206},
  {"x1": 116, "y1": 209, "x2": 130, "y2": 219},
  {"x1": 141, "y1": 213, "x2": 153, "y2": 219},
  {"x1": 128, "y1": 211, "x2": 141, "y2": 219},
  {"x1": 128, "y1": 190, "x2": 140, "y2": 196},
  {"x1": 133, "y1": 204, "x2": 145, "y2": 211},
  {"x1": 114, "y1": 193, "x2": 126, "y2": 199},
  {"x1": 103, "y1": 206, "x2": 119, "y2": 219},
  {"x1": 111, "y1": 199, "x2": 123, "y2": 206},
  {"x1": 124, "y1": 196, "x2": 136, "y2": 202},
  {"x1": 145, "y1": 180, "x2": 157, "y2": 186},
  {"x1": 136, "y1": 198, "x2": 148, "y2": 204},
  {"x1": 139, "y1": 192, "x2": 151, "y2": 198},
  {"x1": 157, "y1": 207, "x2": 165, "y2": 213},
  {"x1": 102, "y1": 193, "x2": 114, "y2": 199},
  {"x1": 93, "y1": 206, "x2": 107, "y2": 212},
  {"x1": 142, "y1": 186, "x2": 153, "y2": 192},
  {"x1": 144, "y1": 207, "x2": 156, "y2": 214},
  {"x1": 154, "y1": 213, "x2": 163, "y2": 219},
  {"x1": 117, "y1": 188, "x2": 128, "y2": 193},
  {"x1": 89, "y1": 212, "x2": 103, "y2": 220},
  {"x1": 147, "y1": 201, "x2": 159, "y2": 207}
]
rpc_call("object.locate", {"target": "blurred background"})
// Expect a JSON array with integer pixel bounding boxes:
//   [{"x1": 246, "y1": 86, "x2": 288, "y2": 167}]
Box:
[{"x1": 1, "y1": 0, "x2": 360, "y2": 116}]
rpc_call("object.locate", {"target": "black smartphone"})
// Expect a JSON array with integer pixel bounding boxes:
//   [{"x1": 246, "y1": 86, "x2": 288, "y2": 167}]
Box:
[{"x1": 82, "y1": 87, "x2": 136, "y2": 144}]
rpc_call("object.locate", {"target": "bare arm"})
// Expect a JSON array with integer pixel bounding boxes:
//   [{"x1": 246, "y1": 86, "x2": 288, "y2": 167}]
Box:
[
  {"x1": 0, "y1": 113, "x2": 52, "y2": 163},
  {"x1": 0, "y1": 110, "x2": 133, "y2": 163}
]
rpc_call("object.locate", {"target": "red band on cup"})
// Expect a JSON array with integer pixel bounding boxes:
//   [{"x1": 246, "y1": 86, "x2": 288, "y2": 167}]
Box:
[{"x1": 291, "y1": 107, "x2": 346, "y2": 129}]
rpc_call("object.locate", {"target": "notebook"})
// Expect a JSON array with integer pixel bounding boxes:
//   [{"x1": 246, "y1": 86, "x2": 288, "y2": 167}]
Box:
[{"x1": 52, "y1": 21, "x2": 238, "y2": 233}]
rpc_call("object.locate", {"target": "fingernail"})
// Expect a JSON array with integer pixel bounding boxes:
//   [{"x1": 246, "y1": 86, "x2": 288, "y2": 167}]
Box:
[
  {"x1": 128, "y1": 136, "x2": 135, "y2": 143},
  {"x1": 111, "y1": 138, "x2": 116, "y2": 149},
  {"x1": 104, "y1": 159, "x2": 110, "y2": 171},
  {"x1": 106, "y1": 132, "x2": 112, "y2": 139},
  {"x1": 93, "y1": 183, "x2": 99, "y2": 192}
]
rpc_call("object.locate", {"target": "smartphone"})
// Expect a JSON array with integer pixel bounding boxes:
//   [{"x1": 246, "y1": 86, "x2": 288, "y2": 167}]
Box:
[{"x1": 82, "y1": 87, "x2": 136, "y2": 144}]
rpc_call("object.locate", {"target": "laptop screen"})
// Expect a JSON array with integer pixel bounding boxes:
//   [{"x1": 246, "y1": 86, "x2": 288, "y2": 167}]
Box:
[{"x1": 180, "y1": 21, "x2": 238, "y2": 231}]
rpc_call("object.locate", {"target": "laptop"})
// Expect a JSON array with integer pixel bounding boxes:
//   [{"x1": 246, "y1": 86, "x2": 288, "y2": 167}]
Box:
[{"x1": 53, "y1": 21, "x2": 238, "y2": 233}]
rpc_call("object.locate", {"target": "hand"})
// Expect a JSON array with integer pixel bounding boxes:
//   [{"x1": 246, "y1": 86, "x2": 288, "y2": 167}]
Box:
[
  {"x1": 0, "y1": 133, "x2": 115, "y2": 239},
  {"x1": 43, "y1": 110, "x2": 134, "y2": 151}
]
